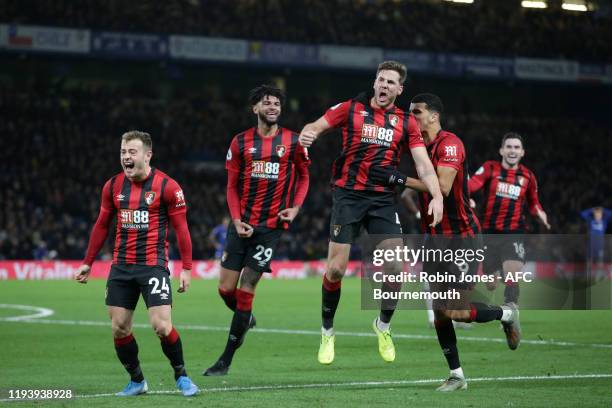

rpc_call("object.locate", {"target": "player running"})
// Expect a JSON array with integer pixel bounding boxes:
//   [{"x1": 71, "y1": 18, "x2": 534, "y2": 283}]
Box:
[
  {"x1": 299, "y1": 61, "x2": 444, "y2": 365},
  {"x1": 469, "y1": 132, "x2": 550, "y2": 348},
  {"x1": 74, "y1": 131, "x2": 198, "y2": 397},
  {"x1": 371, "y1": 93, "x2": 518, "y2": 391},
  {"x1": 203, "y1": 85, "x2": 310, "y2": 376}
]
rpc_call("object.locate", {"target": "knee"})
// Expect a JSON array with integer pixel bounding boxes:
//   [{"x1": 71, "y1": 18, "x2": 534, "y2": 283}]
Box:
[
  {"x1": 112, "y1": 321, "x2": 132, "y2": 338},
  {"x1": 218, "y1": 282, "x2": 236, "y2": 293},
  {"x1": 445, "y1": 309, "x2": 470, "y2": 322},
  {"x1": 152, "y1": 320, "x2": 173, "y2": 338},
  {"x1": 326, "y1": 264, "x2": 346, "y2": 282}
]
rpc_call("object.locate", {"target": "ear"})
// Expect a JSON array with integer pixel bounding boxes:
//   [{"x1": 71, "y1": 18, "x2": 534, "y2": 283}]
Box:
[
  {"x1": 397, "y1": 84, "x2": 404, "y2": 96},
  {"x1": 252, "y1": 104, "x2": 259, "y2": 115},
  {"x1": 431, "y1": 111, "x2": 439, "y2": 123},
  {"x1": 146, "y1": 149, "x2": 153, "y2": 161},
  {"x1": 499, "y1": 147, "x2": 504, "y2": 157}
]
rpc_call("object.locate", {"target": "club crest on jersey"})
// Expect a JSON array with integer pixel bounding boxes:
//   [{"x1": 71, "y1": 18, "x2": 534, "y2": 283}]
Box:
[
  {"x1": 144, "y1": 191, "x2": 156, "y2": 206},
  {"x1": 333, "y1": 225, "x2": 342, "y2": 237},
  {"x1": 389, "y1": 114, "x2": 398, "y2": 127},
  {"x1": 276, "y1": 145, "x2": 287, "y2": 158},
  {"x1": 518, "y1": 176, "x2": 525, "y2": 186}
]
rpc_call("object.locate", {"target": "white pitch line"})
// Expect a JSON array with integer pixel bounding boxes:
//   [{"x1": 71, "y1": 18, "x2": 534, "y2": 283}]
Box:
[
  {"x1": 2, "y1": 316, "x2": 612, "y2": 349},
  {"x1": 0, "y1": 304, "x2": 54, "y2": 321},
  {"x1": 1, "y1": 373, "x2": 609, "y2": 402}
]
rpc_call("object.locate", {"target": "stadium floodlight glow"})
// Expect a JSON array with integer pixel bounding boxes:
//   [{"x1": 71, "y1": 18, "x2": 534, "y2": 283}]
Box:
[
  {"x1": 561, "y1": 2, "x2": 588, "y2": 11},
  {"x1": 444, "y1": 0, "x2": 475, "y2": 4},
  {"x1": 521, "y1": 1, "x2": 547, "y2": 8}
]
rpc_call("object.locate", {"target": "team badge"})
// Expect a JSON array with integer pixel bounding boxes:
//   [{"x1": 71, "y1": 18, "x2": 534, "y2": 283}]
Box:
[
  {"x1": 144, "y1": 191, "x2": 156, "y2": 206},
  {"x1": 276, "y1": 145, "x2": 287, "y2": 158},
  {"x1": 389, "y1": 114, "x2": 398, "y2": 127},
  {"x1": 517, "y1": 176, "x2": 525, "y2": 186},
  {"x1": 333, "y1": 225, "x2": 342, "y2": 237}
]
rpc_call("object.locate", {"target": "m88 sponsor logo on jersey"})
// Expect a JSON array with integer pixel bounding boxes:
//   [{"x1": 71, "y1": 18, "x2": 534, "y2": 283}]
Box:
[
  {"x1": 120, "y1": 209, "x2": 150, "y2": 229},
  {"x1": 496, "y1": 181, "x2": 521, "y2": 200},
  {"x1": 361, "y1": 124, "x2": 394, "y2": 147},
  {"x1": 251, "y1": 160, "x2": 280, "y2": 179}
]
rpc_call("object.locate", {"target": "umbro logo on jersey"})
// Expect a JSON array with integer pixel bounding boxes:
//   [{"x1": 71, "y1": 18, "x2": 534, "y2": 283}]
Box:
[
  {"x1": 248, "y1": 147, "x2": 257, "y2": 154},
  {"x1": 116, "y1": 194, "x2": 125, "y2": 201},
  {"x1": 359, "y1": 110, "x2": 369, "y2": 117}
]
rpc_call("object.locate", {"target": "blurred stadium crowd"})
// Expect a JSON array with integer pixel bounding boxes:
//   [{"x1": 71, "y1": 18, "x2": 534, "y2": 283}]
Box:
[
  {"x1": 3, "y1": 0, "x2": 611, "y2": 62},
  {"x1": 1, "y1": 80, "x2": 610, "y2": 261}
]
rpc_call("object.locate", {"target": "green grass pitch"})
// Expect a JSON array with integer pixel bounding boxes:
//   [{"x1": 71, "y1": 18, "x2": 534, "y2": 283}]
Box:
[{"x1": 1, "y1": 278, "x2": 611, "y2": 407}]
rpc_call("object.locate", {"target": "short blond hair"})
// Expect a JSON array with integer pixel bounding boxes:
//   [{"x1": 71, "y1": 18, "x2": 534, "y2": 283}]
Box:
[
  {"x1": 122, "y1": 130, "x2": 152, "y2": 151},
  {"x1": 376, "y1": 61, "x2": 407, "y2": 84}
]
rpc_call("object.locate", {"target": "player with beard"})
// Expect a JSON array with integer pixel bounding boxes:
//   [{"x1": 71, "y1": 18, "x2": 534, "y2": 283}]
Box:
[
  {"x1": 74, "y1": 131, "x2": 198, "y2": 397},
  {"x1": 299, "y1": 61, "x2": 443, "y2": 365},
  {"x1": 469, "y1": 133, "x2": 550, "y2": 349},
  {"x1": 204, "y1": 85, "x2": 310, "y2": 376},
  {"x1": 371, "y1": 93, "x2": 519, "y2": 391}
]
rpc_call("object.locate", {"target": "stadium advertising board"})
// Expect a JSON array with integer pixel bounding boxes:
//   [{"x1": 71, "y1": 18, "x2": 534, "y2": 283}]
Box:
[
  {"x1": 91, "y1": 31, "x2": 168, "y2": 59},
  {"x1": 3, "y1": 24, "x2": 89, "y2": 54},
  {"x1": 319, "y1": 45, "x2": 383, "y2": 69},
  {"x1": 514, "y1": 57, "x2": 579, "y2": 82},
  {"x1": 0, "y1": 261, "x2": 362, "y2": 280},
  {"x1": 169, "y1": 35, "x2": 248, "y2": 62},
  {"x1": 248, "y1": 41, "x2": 318, "y2": 66}
]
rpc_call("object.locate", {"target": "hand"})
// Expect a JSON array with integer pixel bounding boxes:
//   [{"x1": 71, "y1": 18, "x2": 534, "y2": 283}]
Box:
[
  {"x1": 428, "y1": 195, "x2": 444, "y2": 227},
  {"x1": 299, "y1": 128, "x2": 317, "y2": 148},
  {"x1": 469, "y1": 198, "x2": 476, "y2": 209},
  {"x1": 178, "y1": 269, "x2": 191, "y2": 293},
  {"x1": 233, "y1": 219, "x2": 254, "y2": 238},
  {"x1": 370, "y1": 167, "x2": 407, "y2": 187},
  {"x1": 279, "y1": 207, "x2": 300, "y2": 223},
  {"x1": 537, "y1": 209, "x2": 551, "y2": 230},
  {"x1": 74, "y1": 264, "x2": 91, "y2": 284}
]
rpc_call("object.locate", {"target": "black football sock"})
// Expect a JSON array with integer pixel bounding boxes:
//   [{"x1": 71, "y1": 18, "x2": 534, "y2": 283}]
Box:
[
  {"x1": 379, "y1": 281, "x2": 401, "y2": 324},
  {"x1": 114, "y1": 334, "x2": 144, "y2": 383},
  {"x1": 160, "y1": 327, "x2": 187, "y2": 380},
  {"x1": 322, "y1": 275, "x2": 342, "y2": 330},
  {"x1": 219, "y1": 287, "x2": 237, "y2": 311},
  {"x1": 434, "y1": 319, "x2": 461, "y2": 370},
  {"x1": 504, "y1": 283, "x2": 520, "y2": 304},
  {"x1": 220, "y1": 289, "x2": 254, "y2": 365},
  {"x1": 469, "y1": 302, "x2": 503, "y2": 322}
]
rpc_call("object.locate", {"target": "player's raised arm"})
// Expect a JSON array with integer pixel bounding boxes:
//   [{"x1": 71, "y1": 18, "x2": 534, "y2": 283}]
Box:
[
  {"x1": 299, "y1": 116, "x2": 331, "y2": 147},
  {"x1": 299, "y1": 100, "x2": 351, "y2": 147},
  {"x1": 76, "y1": 180, "x2": 115, "y2": 283}
]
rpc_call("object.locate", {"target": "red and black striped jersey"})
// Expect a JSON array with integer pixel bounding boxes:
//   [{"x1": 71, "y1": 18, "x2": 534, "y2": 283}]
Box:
[
  {"x1": 226, "y1": 127, "x2": 310, "y2": 229},
  {"x1": 469, "y1": 161, "x2": 542, "y2": 233},
  {"x1": 100, "y1": 168, "x2": 186, "y2": 267},
  {"x1": 418, "y1": 130, "x2": 480, "y2": 237},
  {"x1": 323, "y1": 93, "x2": 424, "y2": 192}
]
